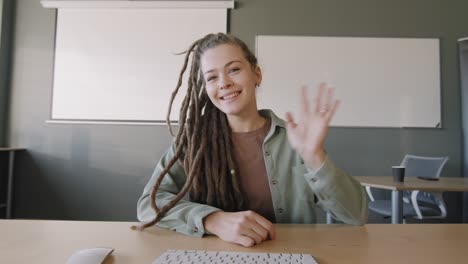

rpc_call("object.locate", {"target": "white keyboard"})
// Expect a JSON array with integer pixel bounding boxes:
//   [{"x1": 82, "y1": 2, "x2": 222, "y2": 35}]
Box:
[{"x1": 152, "y1": 250, "x2": 318, "y2": 264}]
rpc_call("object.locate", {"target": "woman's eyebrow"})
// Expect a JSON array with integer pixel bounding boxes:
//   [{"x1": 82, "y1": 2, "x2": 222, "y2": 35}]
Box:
[
  {"x1": 225, "y1": 60, "x2": 242, "y2": 68},
  {"x1": 204, "y1": 60, "x2": 242, "y2": 74}
]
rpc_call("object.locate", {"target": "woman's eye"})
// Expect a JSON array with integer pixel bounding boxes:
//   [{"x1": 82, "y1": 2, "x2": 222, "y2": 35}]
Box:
[
  {"x1": 206, "y1": 76, "x2": 217, "y2": 82},
  {"x1": 229, "y1": 68, "x2": 240, "y2": 73}
]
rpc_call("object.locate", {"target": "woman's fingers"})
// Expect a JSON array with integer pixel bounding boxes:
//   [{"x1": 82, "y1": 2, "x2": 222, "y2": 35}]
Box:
[
  {"x1": 236, "y1": 211, "x2": 275, "y2": 246},
  {"x1": 205, "y1": 211, "x2": 275, "y2": 248},
  {"x1": 289, "y1": 83, "x2": 337, "y2": 123},
  {"x1": 246, "y1": 222, "x2": 268, "y2": 241},
  {"x1": 312, "y1": 83, "x2": 326, "y2": 113},
  {"x1": 301, "y1": 85, "x2": 310, "y2": 114},
  {"x1": 325, "y1": 99, "x2": 340, "y2": 121},
  {"x1": 242, "y1": 211, "x2": 271, "y2": 242},
  {"x1": 323, "y1": 86, "x2": 334, "y2": 112},
  {"x1": 239, "y1": 224, "x2": 264, "y2": 245},
  {"x1": 285, "y1": 112, "x2": 297, "y2": 130},
  {"x1": 251, "y1": 213, "x2": 276, "y2": 240},
  {"x1": 236, "y1": 235, "x2": 256, "y2": 248}
]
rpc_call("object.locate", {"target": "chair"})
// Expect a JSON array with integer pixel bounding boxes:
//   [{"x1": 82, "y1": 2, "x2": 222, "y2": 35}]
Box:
[{"x1": 367, "y1": 155, "x2": 449, "y2": 222}]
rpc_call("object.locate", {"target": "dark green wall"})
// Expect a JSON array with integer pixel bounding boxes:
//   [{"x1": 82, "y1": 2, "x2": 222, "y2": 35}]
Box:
[
  {"x1": 7, "y1": 0, "x2": 468, "y2": 222},
  {"x1": 460, "y1": 40, "x2": 468, "y2": 222},
  {"x1": 0, "y1": 0, "x2": 14, "y2": 146}
]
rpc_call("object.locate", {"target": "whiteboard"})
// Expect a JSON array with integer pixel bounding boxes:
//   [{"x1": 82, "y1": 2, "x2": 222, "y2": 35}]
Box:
[
  {"x1": 51, "y1": 8, "x2": 227, "y2": 122},
  {"x1": 255, "y1": 36, "x2": 441, "y2": 128}
]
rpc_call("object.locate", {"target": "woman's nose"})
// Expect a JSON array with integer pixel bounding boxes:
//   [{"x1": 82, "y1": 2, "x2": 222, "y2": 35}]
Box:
[{"x1": 218, "y1": 74, "x2": 233, "y2": 89}]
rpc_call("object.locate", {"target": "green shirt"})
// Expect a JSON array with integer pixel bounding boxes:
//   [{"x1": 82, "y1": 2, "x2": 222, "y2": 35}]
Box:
[{"x1": 137, "y1": 110, "x2": 368, "y2": 238}]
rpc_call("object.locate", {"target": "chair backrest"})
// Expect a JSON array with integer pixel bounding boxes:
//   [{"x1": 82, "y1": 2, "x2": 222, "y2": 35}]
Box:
[
  {"x1": 400, "y1": 154, "x2": 449, "y2": 178},
  {"x1": 400, "y1": 155, "x2": 449, "y2": 208}
]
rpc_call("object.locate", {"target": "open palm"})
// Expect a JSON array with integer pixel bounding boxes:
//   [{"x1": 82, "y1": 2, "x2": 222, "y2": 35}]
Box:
[{"x1": 285, "y1": 83, "x2": 340, "y2": 169}]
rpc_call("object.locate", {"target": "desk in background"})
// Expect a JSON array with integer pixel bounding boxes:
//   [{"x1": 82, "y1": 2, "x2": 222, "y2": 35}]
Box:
[
  {"x1": 355, "y1": 176, "x2": 468, "y2": 224},
  {"x1": 0, "y1": 148, "x2": 25, "y2": 219},
  {"x1": 0, "y1": 220, "x2": 467, "y2": 264}
]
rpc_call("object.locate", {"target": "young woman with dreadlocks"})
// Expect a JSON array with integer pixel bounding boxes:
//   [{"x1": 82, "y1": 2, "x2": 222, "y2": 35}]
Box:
[{"x1": 135, "y1": 33, "x2": 367, "y2": 247}]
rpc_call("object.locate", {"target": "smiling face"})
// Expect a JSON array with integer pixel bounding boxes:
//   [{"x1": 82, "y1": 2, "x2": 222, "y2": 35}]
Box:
[{"x1": 200, "y1": 44, "x2": 262, "y2": 119}]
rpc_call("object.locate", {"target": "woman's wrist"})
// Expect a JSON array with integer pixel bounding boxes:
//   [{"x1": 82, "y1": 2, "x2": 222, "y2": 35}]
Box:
[
  {"x1": 203, "y1": 211, "x2": 223, "y2": 235},
  {"x1": 302, "y1": 148, "x2": 326, "y2": 171}
]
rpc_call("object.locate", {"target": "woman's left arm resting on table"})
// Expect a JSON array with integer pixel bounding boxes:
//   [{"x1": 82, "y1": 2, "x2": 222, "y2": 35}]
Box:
[{"x1": 304, "y1": 157, "x2": 368, "y2": 225}]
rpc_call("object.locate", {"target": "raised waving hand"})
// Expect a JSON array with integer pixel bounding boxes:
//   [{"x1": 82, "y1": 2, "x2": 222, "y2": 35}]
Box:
[{"x1": 285, "y1": 83, "x2": 340, "y2": 170}]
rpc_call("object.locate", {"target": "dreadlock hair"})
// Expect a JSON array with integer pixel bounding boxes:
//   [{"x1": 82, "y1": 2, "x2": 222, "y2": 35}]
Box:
[{"x1": 133, "y1": 33, "x2": 259, "y2": 231}]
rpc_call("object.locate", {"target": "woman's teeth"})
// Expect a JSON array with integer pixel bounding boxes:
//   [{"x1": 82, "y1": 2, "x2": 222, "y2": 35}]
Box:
[{"x1": 223, "y1": 92, "x2": 240, "y2": 100}]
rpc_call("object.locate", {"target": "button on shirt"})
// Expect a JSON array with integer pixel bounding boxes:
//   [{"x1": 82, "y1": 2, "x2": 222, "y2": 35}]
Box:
[{"x1": 137, "y1": 109, "x2": 368, "y2": 238}]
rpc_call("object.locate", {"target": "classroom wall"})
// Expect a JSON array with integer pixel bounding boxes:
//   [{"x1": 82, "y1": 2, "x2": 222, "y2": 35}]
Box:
[
  {"x1": 0, "y1": 0, "x2": 14, "y2": 146},
  {"x1": 460, "y1": 40, "x2": 468, "y2": 222},
  {"x1": 0, "y1": 0, "x2": 3, "y2": 146},
  {"x1": 6, "y1": 0, "x2": 468, "y2": 222}
]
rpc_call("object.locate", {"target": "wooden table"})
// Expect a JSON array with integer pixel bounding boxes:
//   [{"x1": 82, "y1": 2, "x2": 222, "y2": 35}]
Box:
[
  {"x1": 0, "y1": 148, "x2": 25, "y2": 218},
  {"x1": 355, "y1": 176, "x2": 468, "y2": 224},
  {"x1": 1, "y1": 220, "x2": 467, "y2": 264}
]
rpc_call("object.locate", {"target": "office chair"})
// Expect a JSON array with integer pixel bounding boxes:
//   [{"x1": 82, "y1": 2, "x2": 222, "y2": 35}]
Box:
[{"x1": 366, "y1": 155, "x2": 449, "y2": 222}]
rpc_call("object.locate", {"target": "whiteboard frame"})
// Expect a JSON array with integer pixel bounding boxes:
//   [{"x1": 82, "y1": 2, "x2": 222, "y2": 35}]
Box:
[{"x1": 41, "y1": 1, "x2": 235, "y2": 9}]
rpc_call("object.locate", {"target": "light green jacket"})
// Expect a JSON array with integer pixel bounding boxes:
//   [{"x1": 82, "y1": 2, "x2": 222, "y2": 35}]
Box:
[{"x1": 137, "y1": 110, "x2": 368, "y2": 238}]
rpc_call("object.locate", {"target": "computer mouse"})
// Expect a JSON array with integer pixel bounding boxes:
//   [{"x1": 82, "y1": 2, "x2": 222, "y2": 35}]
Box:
[{"x1": 66, "y1": 247, "x2": 114, "y2": 264}]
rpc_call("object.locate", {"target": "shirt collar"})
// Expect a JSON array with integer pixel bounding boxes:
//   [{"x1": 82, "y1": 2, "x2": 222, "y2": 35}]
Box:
[{"x1": 259, "y1": 109, "x2": 286, "y2": 129}]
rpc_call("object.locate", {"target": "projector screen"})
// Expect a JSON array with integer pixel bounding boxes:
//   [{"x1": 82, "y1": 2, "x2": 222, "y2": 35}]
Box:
[
  {"x1": 255, "y1": 36, "x2": 441, "y2": 128},
  {"x1": 51, "y1": 8, "x2": 227, "y2": 122}
]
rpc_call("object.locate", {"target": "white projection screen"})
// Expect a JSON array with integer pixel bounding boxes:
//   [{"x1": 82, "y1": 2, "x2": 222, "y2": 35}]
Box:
[
  {"x1": 51, "y1": 7, "x2": 227, "y2": 122},
  {"x1": 255, "y1": 36, "x2": 441, "y2": 128}
]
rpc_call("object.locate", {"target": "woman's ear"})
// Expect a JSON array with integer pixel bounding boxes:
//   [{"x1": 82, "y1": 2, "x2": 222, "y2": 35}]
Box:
[{"x1": 255, "y1": 66, "x2": 262, "y2": 87}]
